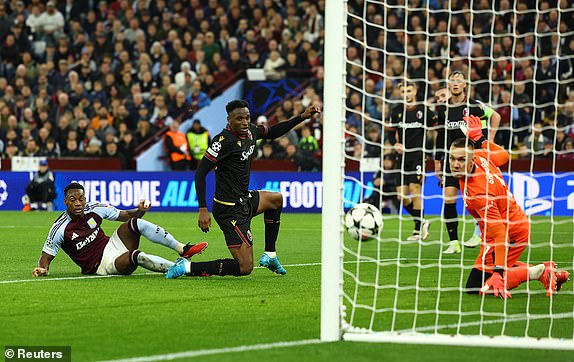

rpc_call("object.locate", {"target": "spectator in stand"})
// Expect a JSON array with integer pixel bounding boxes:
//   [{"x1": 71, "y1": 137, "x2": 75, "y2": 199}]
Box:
[
  {"x1": 558, "y1": 139, "x2": 574, "y2": 161},
  {"x1": 22, "y1": 138, "x2": 40, "y2": 157},
  {"x1": 104, "y1": 141, "x2": 127, "y2": 169},
  {"x1": 188, "y1": 80, "x2": 211, "y2": 112},
  {"x1": 298, "y1": 125, "x2": 319, "y2": 157},
  {"x1": 43, "y1": 138, "x2": 59, "y2": 158},
  {"x1": 286, "y1": 143, "x2": 320, "y2": 171},
  {"x1": 524, "y1": 121, "x2": 552, "y2": 158},
  {"x1": 186, "y1": 119, "x2": 210, "y2": 170},
  {"x1": 62, "y1": 138, "x2": 82, "y2": 157},
  {"x1": 264, "y1": 51, "x2": 286, "y2": 81},
  {"x1": 169, "y1": 91, "x2": 193, "y2": 122}
]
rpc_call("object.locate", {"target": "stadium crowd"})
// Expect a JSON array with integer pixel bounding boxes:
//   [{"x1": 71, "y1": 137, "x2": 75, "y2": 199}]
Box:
[
  {"x1": 0, "y1": 0, "x2": 326, "y2": 170},
  {"x1": 1, "y1": 0, "x2": 572, "y2": 171}
]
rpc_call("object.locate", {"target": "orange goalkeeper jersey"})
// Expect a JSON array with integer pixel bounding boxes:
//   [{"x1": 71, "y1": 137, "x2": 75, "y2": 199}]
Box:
[{"x1": 459, "y1": 141, "x2": 529, "y2": 270}]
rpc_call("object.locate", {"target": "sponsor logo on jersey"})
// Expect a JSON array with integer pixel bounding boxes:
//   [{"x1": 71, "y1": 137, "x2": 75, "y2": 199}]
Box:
[
  {"x1": 399, "y1": 121, "x2": 424, "y2": 128},
  {"x1": 76, "y1": 228, "x2": 99, "y2": 250},
  {"x1": 71, "y1": 232, "x2": 79, "y2": 240},
  {"x1": 446, "y1": 120, "x2": 467, "y2": 129},
  {"x1": 240, "y1": 145, "x2": 255, "y2": 161},
  {"x1": 87, "y1": 217, "x2": 97, "y2": 229}
]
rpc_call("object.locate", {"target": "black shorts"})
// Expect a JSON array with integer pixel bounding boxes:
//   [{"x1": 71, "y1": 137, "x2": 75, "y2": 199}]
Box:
[
  {"x1": 442, "y1": 161, "x2": 460, "y2": 189},
  {"x1": 212, "y1": 190, "x2": 260, "y2": 248},
  {"x1": 398, "y1": 154, "x2": 424, "y2": 186}
]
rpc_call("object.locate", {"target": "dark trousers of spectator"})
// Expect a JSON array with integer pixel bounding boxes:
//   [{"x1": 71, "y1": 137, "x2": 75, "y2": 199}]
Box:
[
  {"x1": 170, "y1": 160, "x2": 188, "y2": 171},
  {"x1": 26, "y1": 182, "x2": 56, "y2": 203}
]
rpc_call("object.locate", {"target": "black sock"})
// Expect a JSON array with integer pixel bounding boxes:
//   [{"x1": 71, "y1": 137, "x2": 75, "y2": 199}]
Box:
[
  {"x1": 188, "y1": 259, "x2": 241, "y2": 276},
  {"x1": 403, "y1": 202, "x2": 414, "y2": 216},
  {"x1": 444, "y1": 203, "x2": 459, "y2": 241},
  {"x1": 412, "y1": 209, "x2": 422, "y2": 231},
  {"x1": 264, "y1": 207, "x2": 282, "y2": 252}
]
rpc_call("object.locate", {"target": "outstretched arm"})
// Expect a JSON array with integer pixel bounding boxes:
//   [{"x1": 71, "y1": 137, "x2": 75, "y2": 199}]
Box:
[
  {"x1": 32, "y1": 252, "x2": 54, "y2": 277},
  {"x1": 116, "y1": 199, "x2": 152, "y2": 221},
  {"x1": 462, "y1": 115, "x2": 509, "y2": 167},
  {"x1": 260, "y1": 104, "x2": 321, "y2": 139}
]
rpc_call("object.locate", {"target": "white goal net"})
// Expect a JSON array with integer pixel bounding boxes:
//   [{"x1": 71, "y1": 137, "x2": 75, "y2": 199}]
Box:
[{"x1": 322, "y1": 0, "x2": 574, "y2": 349}]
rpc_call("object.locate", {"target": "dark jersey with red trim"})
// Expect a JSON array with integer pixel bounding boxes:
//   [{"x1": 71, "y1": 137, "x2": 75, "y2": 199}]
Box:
[
  {"x1": 390, "y1": 104, "x2": 437, "y2": 157},
  {"x1": 435, "y1": 98, "x2": 487, "y2": 160},
  {"x1": 42, "y1": 202, "x2": 120, "y2": 274},
  {"x1": 203, "y1": 123, "x2": 268, "y2": 202}
]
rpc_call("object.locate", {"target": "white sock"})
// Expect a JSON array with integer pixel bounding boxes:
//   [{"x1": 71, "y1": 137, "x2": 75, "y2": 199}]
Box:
[
  {"x1": 136, "y1": 252, "x2": 174, "y2": 273},
  {"x1": 184, "y1": 260, "x2": 192, "y2": 274},
  {"x1": 528, "y1": 264, "x2": 545, "y2": 280},
  {"x1": 265, "y1": 251, "x2": 277, "y2": 258},
  {"x1": 136, "y1": 219, "x2": 185, "y2": 254}
]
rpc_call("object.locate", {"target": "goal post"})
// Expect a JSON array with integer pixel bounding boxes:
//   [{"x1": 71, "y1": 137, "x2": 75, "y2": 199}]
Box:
[
  {"x1": 321, "y1": 0, "x2": 574, "y2": 349},
  {"x1": 321, "y1": 0, "x2": 346, "y2": 342}
]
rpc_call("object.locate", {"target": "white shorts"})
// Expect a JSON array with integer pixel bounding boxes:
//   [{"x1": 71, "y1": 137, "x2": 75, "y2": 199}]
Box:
[{"x1": 96, "y1": 230, "x2": 129, "y2": 275}]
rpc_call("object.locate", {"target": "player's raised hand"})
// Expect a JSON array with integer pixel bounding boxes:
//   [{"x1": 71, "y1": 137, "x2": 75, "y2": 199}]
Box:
[
  {"x1": 480, "y1": 272, "x2": 512, "y2": 299},
  {"x1": 32, "y1": 267, "x2": 49, "y2": 277},
  {"x1": 137, "y1": 199, "x2": 152, "y2": 212},
  {"x1": 461, "y1": 115, "x2": 483, "y2": 141},
  {"x1": 394, "y1": 142, "x2": 403, "y2": 154},
  {"x1": 198, "y1": 207, "x2": 211, "y2": 233},
  {"x1": 301, "y1": 103, "x2": 321, "y2": 120}
]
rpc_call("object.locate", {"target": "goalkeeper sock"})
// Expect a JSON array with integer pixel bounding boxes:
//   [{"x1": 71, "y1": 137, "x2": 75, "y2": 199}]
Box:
[
  {"x1": 444, "y1": 203, "x2": 459, "y2": 241},
  {"x1": 185, "y1": 259, "x2": 241, "y2": 276},
  {"x1": 133, "y1": 218, "x2": 185, "y2": 254},
  {"x1": 403, "y1": 202, "x2": 414, "y2": 216},
  {"x1": 264, "y1": 207, "x2": 282, "y2": 252},
  {"x1": 506, "y1": 265, "x2": 536, "y2": 290},
  {"x1": 412, "y1": 209, "x2": 422, "y2": 231},
  {"x1": 130, "y1": 250, "x2": 174, "y2": 273}
]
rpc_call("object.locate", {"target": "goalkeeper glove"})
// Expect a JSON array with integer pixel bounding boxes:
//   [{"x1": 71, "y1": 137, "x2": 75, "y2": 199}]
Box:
[
  {"x1": 480, "y1": 268, "x2": 512, "y2": 299},
  {"x1": 461, "y1": 115, "x2": 487, "y2": 147}
]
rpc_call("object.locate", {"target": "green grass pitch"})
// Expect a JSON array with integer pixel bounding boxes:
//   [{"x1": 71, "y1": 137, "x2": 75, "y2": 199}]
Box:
[{"x1": 0, "y1": 211, "x2": 572, "y2": 361}]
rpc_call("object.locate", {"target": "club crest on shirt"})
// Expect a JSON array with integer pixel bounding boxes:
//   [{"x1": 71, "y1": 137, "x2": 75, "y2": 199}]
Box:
[
  {"x1": 87, "y1": 217, "x2": 97, "y2": 229},
  {"x1": 237, "y1": 140, "x2": 242, "y2": 147},
  {"x1": 462, "y1": 108, "x2": 469, "y2": 117},
  {"x1": 416, "y1": 110, "x2": 422, "y2": 119},
  {"x1": 219, "y1": 136, "x2": 225, "y2": 142},
  {"x1": 247, "y1": 230, "x2": 253, "y2": 241}
]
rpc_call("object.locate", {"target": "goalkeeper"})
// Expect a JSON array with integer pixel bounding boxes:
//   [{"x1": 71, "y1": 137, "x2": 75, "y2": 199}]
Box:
[{"x1": 449, "y1": 115, "x2": 569, "y2": 298}]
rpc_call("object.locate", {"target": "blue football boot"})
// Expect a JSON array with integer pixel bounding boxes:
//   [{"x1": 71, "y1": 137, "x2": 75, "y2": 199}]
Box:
[
  {"x1": 165, "y1": 257, "x2": 189, "y2": 279},
  {"x1": 259, "y1": 253, "x2": 287, "y2": 275}
]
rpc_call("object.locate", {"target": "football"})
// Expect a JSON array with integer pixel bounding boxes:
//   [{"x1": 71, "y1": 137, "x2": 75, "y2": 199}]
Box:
[{"x1": 345, "y1": 203, "x2": 383, "y2": 241}]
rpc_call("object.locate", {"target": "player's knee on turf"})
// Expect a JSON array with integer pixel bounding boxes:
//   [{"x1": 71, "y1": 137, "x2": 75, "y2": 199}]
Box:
[{"x1": 239, "y1": 260, "x2": 253, "y2": 275}]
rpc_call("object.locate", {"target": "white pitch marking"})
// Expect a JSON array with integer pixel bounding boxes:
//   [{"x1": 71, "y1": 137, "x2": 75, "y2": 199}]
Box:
[{"x1": 97, "y1": 339, "x2": 324, "y2": 362}]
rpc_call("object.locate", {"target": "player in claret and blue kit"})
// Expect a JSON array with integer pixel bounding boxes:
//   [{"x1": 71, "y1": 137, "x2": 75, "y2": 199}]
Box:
[
  {"x1": 32, "y1": 182, "x2": 207, "y2": 277},
  {"x1": 166, "y1": 100, "x2": 321, "y2": 279}
]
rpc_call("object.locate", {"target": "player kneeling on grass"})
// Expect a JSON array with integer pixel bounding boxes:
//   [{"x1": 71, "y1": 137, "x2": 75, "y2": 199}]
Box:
[
  {"x1": 450, "y1": 115, "x2": 569, "y2": 298},
  {"x1": 32, "y1": 182, "x2": 207, "y2": 277}
]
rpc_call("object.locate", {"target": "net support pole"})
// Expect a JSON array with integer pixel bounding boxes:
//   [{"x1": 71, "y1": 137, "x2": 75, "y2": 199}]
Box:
[{"x1": 321, "y1": 0, "x2": 346, "y2": 342}]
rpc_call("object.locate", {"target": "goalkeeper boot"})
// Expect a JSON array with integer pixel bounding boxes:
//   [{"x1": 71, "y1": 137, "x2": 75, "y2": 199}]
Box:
[
  {"x1": 555, "y1": 270, "x2": 570, "y2": 292},
  {"x1": 539, "y1": 261, "x2": 557, "y2": 296},
  {"x1": 462, "y1": 234, "x2": 481, "y2": 248},
  {"x1": 443, "y1": 240, "x2": 461, "y2": 254},
  {"x1": 259, "y1": 253, "x2": 287, "y2": 275},
  {"x1": 165, "y1": 257, "x2": 189, "y2": 279},
  {"x1": 180, "y1": 242, "x2": 208, "y2": 259}
]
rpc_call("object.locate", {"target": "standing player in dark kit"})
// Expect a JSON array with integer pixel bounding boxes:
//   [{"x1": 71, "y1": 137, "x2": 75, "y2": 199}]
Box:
[
  {"x1": 390, "y1": 81, "x2": 435, "y2": 241},
  {"x1": 435, "y1": 71, "x2": 501, "y2": 254},
  {"x1": 166, "y1": 100, "x2": 321, "y2": 278},
  {"x1": 32, "y1": 183, "x2": 207, "y2": 277}
]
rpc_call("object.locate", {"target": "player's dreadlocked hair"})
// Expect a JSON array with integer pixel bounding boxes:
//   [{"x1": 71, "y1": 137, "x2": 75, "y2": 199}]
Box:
[
  {"x1": 225, "y1": 100, "x2": 249, "y2": 115},
  {"x1": 64, "y1": 182, "x2": 85, "y2": 196}
]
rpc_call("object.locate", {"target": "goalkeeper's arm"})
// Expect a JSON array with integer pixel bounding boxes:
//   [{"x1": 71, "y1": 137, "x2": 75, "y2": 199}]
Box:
[{"x1": 480, "y1": 103, "x2": 501, "y2": 143}]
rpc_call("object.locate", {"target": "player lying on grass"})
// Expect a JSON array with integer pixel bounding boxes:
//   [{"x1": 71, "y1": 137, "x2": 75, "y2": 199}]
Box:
[
  {"x1": 32, "y1": 182, "x2": 207, "y2": 277},
  {"x1": 165, "y1": 100, "x2": 321, "y2": 279},
  {"x1": 450, "y1": 115, "x2": 569, "y2": 298}
]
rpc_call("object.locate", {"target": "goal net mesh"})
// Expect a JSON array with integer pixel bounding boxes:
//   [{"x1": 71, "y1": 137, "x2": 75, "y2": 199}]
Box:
[{"x1": 339, "y1": 0, "x2": 574, "y2": 345}]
